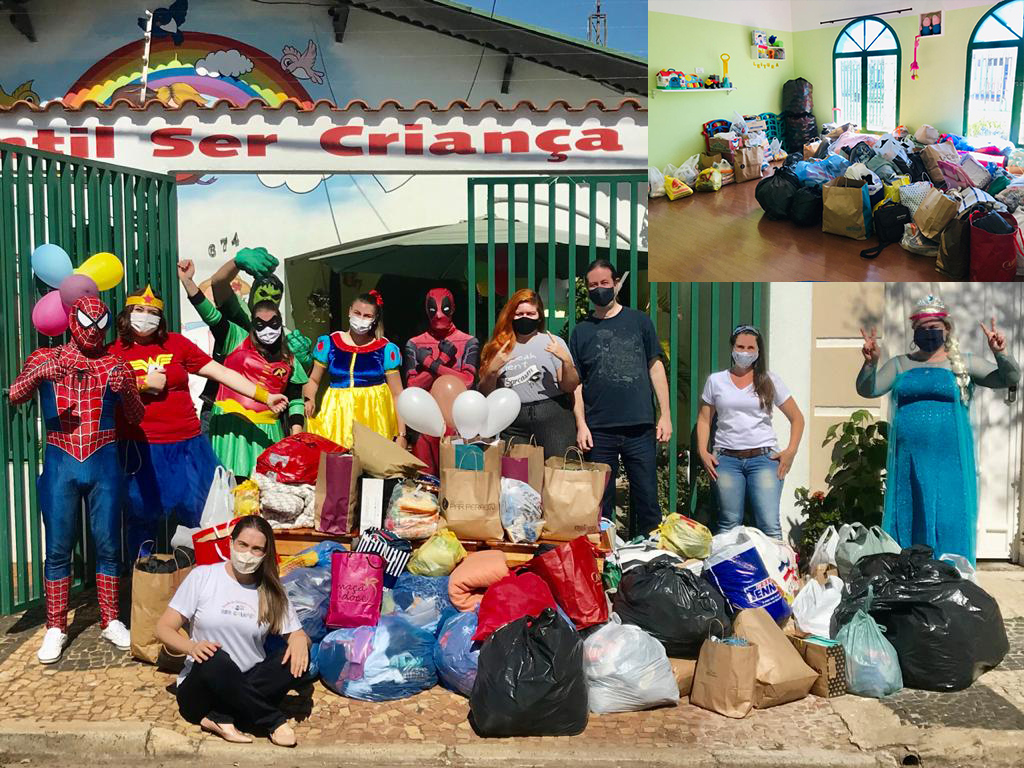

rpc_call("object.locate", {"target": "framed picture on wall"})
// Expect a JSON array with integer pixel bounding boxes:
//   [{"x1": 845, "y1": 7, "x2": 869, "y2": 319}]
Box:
[{"x1": 919, "y1": 11, "x2": 943, "y2": 37}]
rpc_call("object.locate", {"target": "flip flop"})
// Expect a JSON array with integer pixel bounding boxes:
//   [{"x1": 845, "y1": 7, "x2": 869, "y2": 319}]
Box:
[{"x1": 200, "y1": 718, "x2": 253, "y2": 743}]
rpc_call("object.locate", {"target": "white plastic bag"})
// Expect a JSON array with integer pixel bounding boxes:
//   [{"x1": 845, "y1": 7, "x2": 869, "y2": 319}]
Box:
[
  {"x1": 731, "y1": 111, "x2": 748, "y2": 135},
  {"x1": 808, "y1": 525, "x2": 842, "y2": 572},
  {"x1": 710, "y1": 526, "x2": 799, "y2": 599},
  {"x1": 170, "y1": 525, "x2": 201, "y2": 550},
  {"x1": 648, "y1": 167, "x2": 666, "y2": 198},
  {"x1": 939, "y1": 553, "x2": 978, "y2": 584},
  {"x1": 676, "y1": 155, "x2": 700, "y2": 186},
  {"x1": 792, "y1": 575, "x2": 844, "y2": 638},
  {"x1": 200, "y1": 465, "x2": 236, "y2": 529},
  {"x1": 583, "y1": 615, "x2": 680, "y2": 713}
]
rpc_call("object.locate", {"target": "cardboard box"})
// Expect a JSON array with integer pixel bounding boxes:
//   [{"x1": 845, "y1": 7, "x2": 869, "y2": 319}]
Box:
[
  {"x1": 789, "y1": 636, "x2": 847, "y2": 698},
  {"x1": 358, "y1": 477, "x2": 400, "y2": 533},
  {"x1": 743, "y1": 118, "x2": 768, "y2": 133}
]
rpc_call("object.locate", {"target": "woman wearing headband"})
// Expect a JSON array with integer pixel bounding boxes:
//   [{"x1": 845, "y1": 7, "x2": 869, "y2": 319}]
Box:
[
  {"x1": 857, "y1": 295, "x2": 1019, "y2": 564},
  {"x1": 696, "y1": 325, "x2": 804, "y2": 539},
  {"x1": 303, "y1": 291, "x2": 406, "y2": 450}
]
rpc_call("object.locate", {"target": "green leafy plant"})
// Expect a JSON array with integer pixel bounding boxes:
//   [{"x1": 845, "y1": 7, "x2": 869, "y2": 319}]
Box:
[{"x1": 793, "y1": 488, "x2": 841, "y2": 567}]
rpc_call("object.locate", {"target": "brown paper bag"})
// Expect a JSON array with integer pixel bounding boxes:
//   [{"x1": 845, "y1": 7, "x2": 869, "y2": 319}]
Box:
[
  {"x1": 352, "y1": 421, "x2": 426, "y2": 478},
  {"x1": 130, "y1": 550, "x2": 193, "y2": 666},
  {"x1": 440, "y1": 468, "x2": 503, "y2": 540},
  {"x1": 689, "y1": 638, "x2": 759, "y2": 719},
  {"x1": 542, "y1": 449, "x2": 611, "y2": 541},
  {"x1": 803, "y1": 140, "x2": 821, "y2": 160},
  {"x1": 439, "y1": 437, "x2": 505, "y2": 475},
  {"x1": 921, "y1": 140, "x2": 959, "y2": 186},
  {"x1": 699, "y1": 152, "x2": 722, "y2": 170},
  {"x1": 822, "y1": 177, "x2": 872, "y2": 240},
  {"x1": 314, "y1": 452, "x2": 361, "y2": 534},
  {"x1": 732, "y1": 607, "x2": 819, "y2": 708},
  {"x1": 913, "y1": 188, "x2": 959, "y2": 240},
  {"x1": 505, "y1": 437, "x2": 544, "y2": 493},
  {"x1": 670, "y1": 657, "x2": 697, "y2": 697},
  {"x1": 733, "y1": 147, "x2": 764, "y2": 183}
]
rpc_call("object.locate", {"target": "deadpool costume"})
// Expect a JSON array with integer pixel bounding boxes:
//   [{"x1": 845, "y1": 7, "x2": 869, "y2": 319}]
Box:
[
  {"x1": 403, "y1": 289, "x2": 479, "y2": 474},
  {"x1": 8, "y1": 296, "x2": 144, "y2": 662}
]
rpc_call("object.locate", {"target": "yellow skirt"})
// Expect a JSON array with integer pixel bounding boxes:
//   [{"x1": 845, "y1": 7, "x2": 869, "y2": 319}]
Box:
[{"x1": 308, "y1": 382, "x2": 398, "y2": 450}]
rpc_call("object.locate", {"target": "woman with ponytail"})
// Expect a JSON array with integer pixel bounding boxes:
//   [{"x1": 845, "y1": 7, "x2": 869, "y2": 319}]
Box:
[
  {"x1": 696, "y1": 325, "x2": 804, "y2": 539},
  {"x1": 156, "y1": 516, "x2": 311, "y2": 748},
  {"x1": 857, "y1": 295, "x2": 1019, "y2": 564}
]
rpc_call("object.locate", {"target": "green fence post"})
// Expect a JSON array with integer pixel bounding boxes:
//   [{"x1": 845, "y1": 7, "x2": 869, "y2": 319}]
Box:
[
  {"x1": 567, "y1": 182, "x2": 577, "y2": 336},
  {"x1": 486, "y1": 185, "x2": 495, "y2": 337},
  {"x1": 668, "y1": 283, "x2": 680, "y2": 516},
  {"x1": 526, "y1": 184, "x2": 536, "y2": 291},
  {"x1": 466, "y1": 181, "x2": 476, "y2": 340},
  {"x1": 507, "y1": 183, "x2": 515, "y2": 300},
  {"x1": 547, "y1": 181, "x2": 556, "y2": 333}
]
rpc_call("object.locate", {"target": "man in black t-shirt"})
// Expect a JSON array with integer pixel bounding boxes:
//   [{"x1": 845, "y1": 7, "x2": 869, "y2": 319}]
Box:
[{"x1": 569, "y1": 260, "x2": 673, "y2": 539}]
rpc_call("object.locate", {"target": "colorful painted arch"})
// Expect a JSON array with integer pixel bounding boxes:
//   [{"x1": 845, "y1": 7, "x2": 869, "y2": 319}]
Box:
[{"x1": 63, "y1": 31, "x2": 314, "y2": 108}]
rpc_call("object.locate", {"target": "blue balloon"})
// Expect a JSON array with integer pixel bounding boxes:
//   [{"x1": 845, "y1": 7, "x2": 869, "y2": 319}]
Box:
[{"x1": 31, "y1": 244, "x2": 73, "y2": 288}]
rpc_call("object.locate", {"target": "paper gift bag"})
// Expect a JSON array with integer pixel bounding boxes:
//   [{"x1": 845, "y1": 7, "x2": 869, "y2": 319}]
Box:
[
  {"x1": 913, "y1": 188, "x2": 960, "y2": 240},
  {"x1": 501, "y1": 455, "x2": 530, "y2": 485},
  {"x1": 733, "y1": 147, "x2": 764, "y2": 183},
  {"x1": 921, "y1": 140, "x2": 959, "y2": 186},
  {"x1": 542, "y1": 449, "x2": 610, "y2": 541},
  {"x1": 352, "y1": 421, "x2": 426, "y2": 478},
  {"x1": 192, "y1": 517, "x2": 245, "y2": 566},
  {"x1": 505, "y1": 437, "x2": 544, "y2": 493},
  {"x1": 440, "y1": 437, "x2": 504, "y2": 475},
  {"x1": 690, "y1": 638, "x2": 759, "y2": 718},
  {"x1": 130, "y1": 548, "x2": 193, "y2": 665},
  {"x1": 314, "y1": 452, "x2": 361, "y2": 535},
  {"x1": 699, "y1": 152, "x2": 722, "y2": 170},
  {"x1": 732, "y1": 607, "x2": 819, "y2": 708},
  {"x1": 789, "y1": 636, "x2": 848, "y2": 698},
  {"x1": 440, "y1": 467, "x2": 503, "y2": 540},
  {"x1": 822, "y1": 177, "x2": 872, "y2": 240},
  {"x1": 325, "y1": 550, "x2": 384, "y2": 629}
]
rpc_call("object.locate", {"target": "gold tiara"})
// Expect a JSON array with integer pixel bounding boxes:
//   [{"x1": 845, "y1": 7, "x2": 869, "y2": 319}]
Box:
[{"x1": 125, "y1": 285, "x2": 164, "y2": 311}]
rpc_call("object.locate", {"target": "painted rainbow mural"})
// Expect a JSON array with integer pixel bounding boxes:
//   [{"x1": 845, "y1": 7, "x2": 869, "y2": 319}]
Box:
[{"x1": 63, "y1": 31, "x2": 314, "y2": 108}]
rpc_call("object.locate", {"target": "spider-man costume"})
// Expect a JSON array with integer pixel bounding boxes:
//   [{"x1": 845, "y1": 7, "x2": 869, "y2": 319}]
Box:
[
  {"x1": 402, "y1": 289, "x2": 479, "y2": 474},
  {"x1": 8, "y1": 297, "x2": 144, "y2": 632}
]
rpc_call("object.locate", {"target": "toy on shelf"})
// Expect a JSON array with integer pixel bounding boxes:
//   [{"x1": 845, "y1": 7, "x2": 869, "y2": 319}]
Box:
[
  {"x1": 769, "y1": 36, "x2": 784, "y2": 47},
  {"x1": 656, "y1": 69, "x2": 686, "y2": 89},
  {"x1": 721, "y1": 53, "x2": 732, "y2": 88},
  {"x1": 752, "y1": 29, "x2": 767, "y2": 46},
  {"x1": 920, "y1": 11, "x2": 942, "y2": 36},
  {"x1": 684, "y1": 73, "x2": 702, "y2": 89},
  {"x1": 704, "y1": 74, "x2": 723, "y2": 89}
]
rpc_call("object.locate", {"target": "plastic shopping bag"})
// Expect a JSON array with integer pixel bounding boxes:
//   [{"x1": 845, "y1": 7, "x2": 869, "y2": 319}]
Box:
[
  {"x1": 499, "y1": 477, "x2": 544, "y2": 543},
  {"x1": 282, "y1": 564, "x2": 332, "y2": 642},
  {"x1": 648, "y1": 167, "x2": 666, "y2": 198},
  {"x1": 835, "y1": 589, "x2": 902, "y2": 698},
  {"x1": 380, "y1": 573, "x2": 456, "y2": 636},
  {"x1": 657, "y1": 513, "x2": 712, "y2": 559},
  {"x1": 408, "y1": 529, "x2": 467, "y2": 577},
  {"x1": 835, "y1": 524, "x2": 901, "y2": 581},
  {"x1": 199, "y1": 466, "x2": 236, "y2": 529},
  {"x1": 808, "y1": 525, "x2": 845, "y2": 573},
  {"x1": 704, "y1": 541, "x2": 792, "y2": 623},
  {"x1": 676, "y1": 155, "x2": 700, "y2": 186},
  {"x1": 939, "y1": 552, "x2": 978, "y2": 584},
  {"x1": 583, "y1": 615, "x2": 679, "y2": 713},
  {"x1": 434, "y1": 609, "x2": 481, "y2": 696},
  {"x1": 710, "y1": 526, "x2": 799, "y2": 600},
  {"x1": 791, "y1": 576, "x2": 844, "y2": 638},
  {"x1": 232, "y1": 479, "x2": 260, "y2": 517}
]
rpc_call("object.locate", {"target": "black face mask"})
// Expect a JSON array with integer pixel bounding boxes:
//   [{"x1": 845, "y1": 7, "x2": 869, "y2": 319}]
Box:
[
  {"x1": 588, "y1": 286, "x2": 615, "y2": 308},
  {"x1": 512, "y1": 316, "x2": 540, "y2": 336},
  {"x1": 252, "y1": 315, "x2": 283, "y2": 332},
  {"x1": 914, "y1": 327, "x2": 945, "y2": 353}
]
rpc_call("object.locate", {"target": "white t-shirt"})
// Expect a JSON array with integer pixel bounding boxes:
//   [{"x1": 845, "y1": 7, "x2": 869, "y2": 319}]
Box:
[
  {"x1": 168, "y1": 563, "x2": 301, "y2": 685},
  {"x1": 700, "y1": 370, "x2": 792, "y2": 451}
]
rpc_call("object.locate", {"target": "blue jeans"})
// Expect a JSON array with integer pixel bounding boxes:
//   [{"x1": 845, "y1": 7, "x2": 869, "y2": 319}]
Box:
[
  {"x1": 713, "y1": 451, "x2": 783, "y2": 539},
  {"x1": 587, "y1": 425, "x2": 659, "y2": 540},
  {"x1": 38, "y1": 442, "x2": 124, "y2": 580}
]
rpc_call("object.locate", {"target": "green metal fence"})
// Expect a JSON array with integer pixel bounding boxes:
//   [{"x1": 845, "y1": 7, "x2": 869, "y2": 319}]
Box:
[{"x1": 0, "y1": 142, "x2": 179, "y2": 614}]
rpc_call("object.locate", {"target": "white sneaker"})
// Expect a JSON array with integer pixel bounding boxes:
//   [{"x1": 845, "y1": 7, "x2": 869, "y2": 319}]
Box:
[
  {"x1": 101, "y1": 619, "x2": 131, "y2": 651},
  {"x1": 37, "y1": 627, "x2": 68, "y2": 664}
]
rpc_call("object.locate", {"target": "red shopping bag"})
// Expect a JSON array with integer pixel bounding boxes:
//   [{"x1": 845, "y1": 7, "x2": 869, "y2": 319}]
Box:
[
  {"x1": 192, "y1": 517, "x2": 245, "y2": 566},
  {"x1": 969, "y1": 210, "x2": 1022, "y2": 281},
  {"x1": 528, "y1": 536, "x2": 609, "y2": 629},
  {"x1": 326, "y1": 551, "x2": 385, "y2": 629},
  {"x1": 256, "y1": 432, "x2": 345, "y2": 485},
  {"x1": 473, "y1": 570, "x2": 558, "y2": 643}
]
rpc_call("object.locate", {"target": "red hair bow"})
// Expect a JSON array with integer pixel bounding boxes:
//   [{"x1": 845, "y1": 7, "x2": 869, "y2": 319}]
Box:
[{"x1": 368, "y1": 290, "x2": 383, "y2": 306}]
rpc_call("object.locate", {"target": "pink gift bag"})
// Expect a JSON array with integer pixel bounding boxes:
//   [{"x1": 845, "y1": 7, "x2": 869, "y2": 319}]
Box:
[{"x1": 326, "y1": 551, "x2": 385, "y2": 629}]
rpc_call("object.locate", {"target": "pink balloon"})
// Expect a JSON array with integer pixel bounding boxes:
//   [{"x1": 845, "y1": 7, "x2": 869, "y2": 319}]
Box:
[
  {"x1": 32, "y1": 290, "x2": 70, "y2": 336},
  {"x1": 58, "y1": 274, "x2": 98, "y2": 307}
]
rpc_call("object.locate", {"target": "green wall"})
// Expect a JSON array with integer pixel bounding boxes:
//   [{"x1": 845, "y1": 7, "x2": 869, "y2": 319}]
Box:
[
  {"x1": 649, "y1": 12, "x2": 795, "y2": 170},
  {"x1": 651, "y1": 4, "x2": 1000, "y2": 172}
]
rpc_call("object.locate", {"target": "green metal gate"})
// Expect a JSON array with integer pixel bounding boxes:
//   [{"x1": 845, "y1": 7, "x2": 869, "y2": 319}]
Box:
[{"x1": 0, "y1": 142, "x2": 179, "y2": 614}]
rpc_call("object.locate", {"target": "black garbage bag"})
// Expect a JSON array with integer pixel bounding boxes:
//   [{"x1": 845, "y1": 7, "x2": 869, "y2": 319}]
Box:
[
  {"x1": 791, "y1": 185, "x2": 823, "y2": 226},
  {"x1": 755, "y1": 166, "x2": 801, "y2": 220},
  {"x1": 784, "y1": 113, "x2": 818, "y2": 154},
  {"x1": 833, "y1": 546, "x2": 1008, "y2": 692},
  {"x1": 612, "y1": 556, "x2": 731, "y2": 658},
  {"x1": 782, "y1": 77, "x2": 814, "y2": 115},
  {"x1": 469, "y1": 608, "x2": 587, "y2": 737}
]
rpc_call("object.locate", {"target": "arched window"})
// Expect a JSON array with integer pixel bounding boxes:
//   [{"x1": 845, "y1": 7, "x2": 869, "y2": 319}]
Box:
[
  {"x1": 965, "y1": 0, "x2": 1024, "y2": 144},
  {"x1": 832, "y1": 17, "x2": 901, "y2": 132}
]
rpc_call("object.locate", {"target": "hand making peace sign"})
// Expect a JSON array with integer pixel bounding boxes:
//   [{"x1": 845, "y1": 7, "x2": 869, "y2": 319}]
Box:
[
  {"x1": 860, "y1": 327, "x2": 880, "y2": 364},
  {"x1": 980, "y1": 317, "x2": 1007, "y2": 354}
]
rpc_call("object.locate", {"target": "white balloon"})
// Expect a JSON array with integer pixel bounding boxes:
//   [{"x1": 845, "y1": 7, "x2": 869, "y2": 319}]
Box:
[
  {"x1": 452, "y1": 390, "x2": 489, "y2": 440},
  {"x1": 483, "y1": 388, "x2": 522, "y2": 438},
  {"x1": 396, "y1": 387, "x2": 445, "y2": 438}
]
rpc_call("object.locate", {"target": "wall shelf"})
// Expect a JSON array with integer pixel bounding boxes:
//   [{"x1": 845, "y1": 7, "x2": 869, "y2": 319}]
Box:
[{"x1": 656, "y1": 88, "x2": 737, "y2": 93}]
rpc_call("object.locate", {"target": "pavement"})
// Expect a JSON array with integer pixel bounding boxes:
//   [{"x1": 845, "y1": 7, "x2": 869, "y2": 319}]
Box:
[{"x1": 0, "y1": 570, "x2": 1022, "y2": 767}]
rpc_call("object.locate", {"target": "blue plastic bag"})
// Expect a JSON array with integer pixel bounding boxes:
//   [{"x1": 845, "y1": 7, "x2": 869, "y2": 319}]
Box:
[
  {"x1": 434, "y1": 610, "x2": 481, "y2": 696},
  {"x1": 282, "y1": 564, "x2": 332, "y2": 642},
  {"x1": 835, "y1": 588, "x2": 902, "y2": 698},
  {"x1": 704, "y1": 541, "x2": 791, "y2": 622},
  {"x1": 381, "y1": 573, "x2": 457, "y2": 636},
  {"x1": 319, "y1": 616, "x2": 438, "y2": 701}
]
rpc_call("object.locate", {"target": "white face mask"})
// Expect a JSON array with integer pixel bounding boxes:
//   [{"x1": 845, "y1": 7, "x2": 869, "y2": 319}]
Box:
[
  {"x1": 130, "y1": 311, "x2": 161, "y2": 335},
  {"x1": 349, "y1": 314, "x2": 374, "y2": 334},
  {"x1": 732, "y1": 349, "x2": 758, "y2": 369},
  {"x1": 255, "y1": 326, "x2": 282, "y2": 345},
  {"x1": 230, "y1": 544, "x2": 264, "y2": 575}
]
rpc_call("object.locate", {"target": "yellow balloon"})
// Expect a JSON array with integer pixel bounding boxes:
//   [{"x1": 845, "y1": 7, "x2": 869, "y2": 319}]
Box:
[{"x1": 73, "y1": 252, "x2": 123, "y2": 291}]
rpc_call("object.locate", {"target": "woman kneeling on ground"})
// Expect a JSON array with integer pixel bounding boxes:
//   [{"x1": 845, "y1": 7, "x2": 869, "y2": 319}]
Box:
[{"x1": 156, "y1": 516, "x2": 311, "y2": 747}]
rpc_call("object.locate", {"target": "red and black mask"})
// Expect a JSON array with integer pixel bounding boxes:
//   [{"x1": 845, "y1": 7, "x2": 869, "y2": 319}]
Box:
[
  {"x1": 69, "y1": 296, "x2": 111, "y2": 352},
  {"x1": 426, "y1": 288, "x2": 454, "y2": 334}
]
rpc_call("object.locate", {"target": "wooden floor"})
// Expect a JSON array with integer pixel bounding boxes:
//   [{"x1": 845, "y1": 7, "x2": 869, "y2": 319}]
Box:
[{"x1": 649, "y1": 174, "x2": 1017, "y2": 281}]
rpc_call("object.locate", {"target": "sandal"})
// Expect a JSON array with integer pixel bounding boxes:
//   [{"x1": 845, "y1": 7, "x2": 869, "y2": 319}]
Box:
[
  {"x1": 200, "y1": 717, "x2": 253, "y2": 744},
  {"x1": 269, "y1": 723, "x2": 296, "y2": 748}
]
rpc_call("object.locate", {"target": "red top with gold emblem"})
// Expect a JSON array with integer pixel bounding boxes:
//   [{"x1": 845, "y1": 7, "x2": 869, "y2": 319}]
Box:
[{"x1": 216, "y1": 337, "x2": 292, "y2": 417}]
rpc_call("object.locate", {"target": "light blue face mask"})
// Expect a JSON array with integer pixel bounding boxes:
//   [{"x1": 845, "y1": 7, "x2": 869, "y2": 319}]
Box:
[{"x1": 732, "y1": 349, "x2": 758, "y2": 368}]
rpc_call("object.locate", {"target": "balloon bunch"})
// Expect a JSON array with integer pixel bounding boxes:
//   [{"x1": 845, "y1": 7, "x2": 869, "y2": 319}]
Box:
[
  {"x1": 29, "y1": 245, "x2": 124, "y2": 336},
  {"x1": 397, "y1": 374, "x2": 521, "y2": 441}
]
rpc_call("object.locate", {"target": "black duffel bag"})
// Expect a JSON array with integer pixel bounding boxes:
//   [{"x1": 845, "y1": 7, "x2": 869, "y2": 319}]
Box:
[
  {"x1": 860, "y1": 200, "x2": 911, "y2": 259},
  {"x1": 755, "y1": 166, "x2": 801, "y2": 220}
]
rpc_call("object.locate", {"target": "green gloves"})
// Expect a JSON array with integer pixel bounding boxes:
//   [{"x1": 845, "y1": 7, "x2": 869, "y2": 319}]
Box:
[
  {"x1": 287, "y1": 329, "x2": 313, "y2": 368},
  {"x1": 235, "y1": 247, "x2": 278, "y2": 276}
]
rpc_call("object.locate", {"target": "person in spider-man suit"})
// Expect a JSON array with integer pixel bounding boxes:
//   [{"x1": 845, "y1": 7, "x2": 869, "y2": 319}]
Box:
[
  {"x1": 8, "y1": 296, "x2": 145, "y2": 665},
  {"x1": 402, "y1": 289, "x2": 479, "y2": 475}
]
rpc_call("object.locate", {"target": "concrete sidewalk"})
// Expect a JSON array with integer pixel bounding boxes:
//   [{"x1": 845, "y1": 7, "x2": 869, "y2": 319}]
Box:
[{"x1": 0, "y1": 569, "x2": 1021, "y2": 767}]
